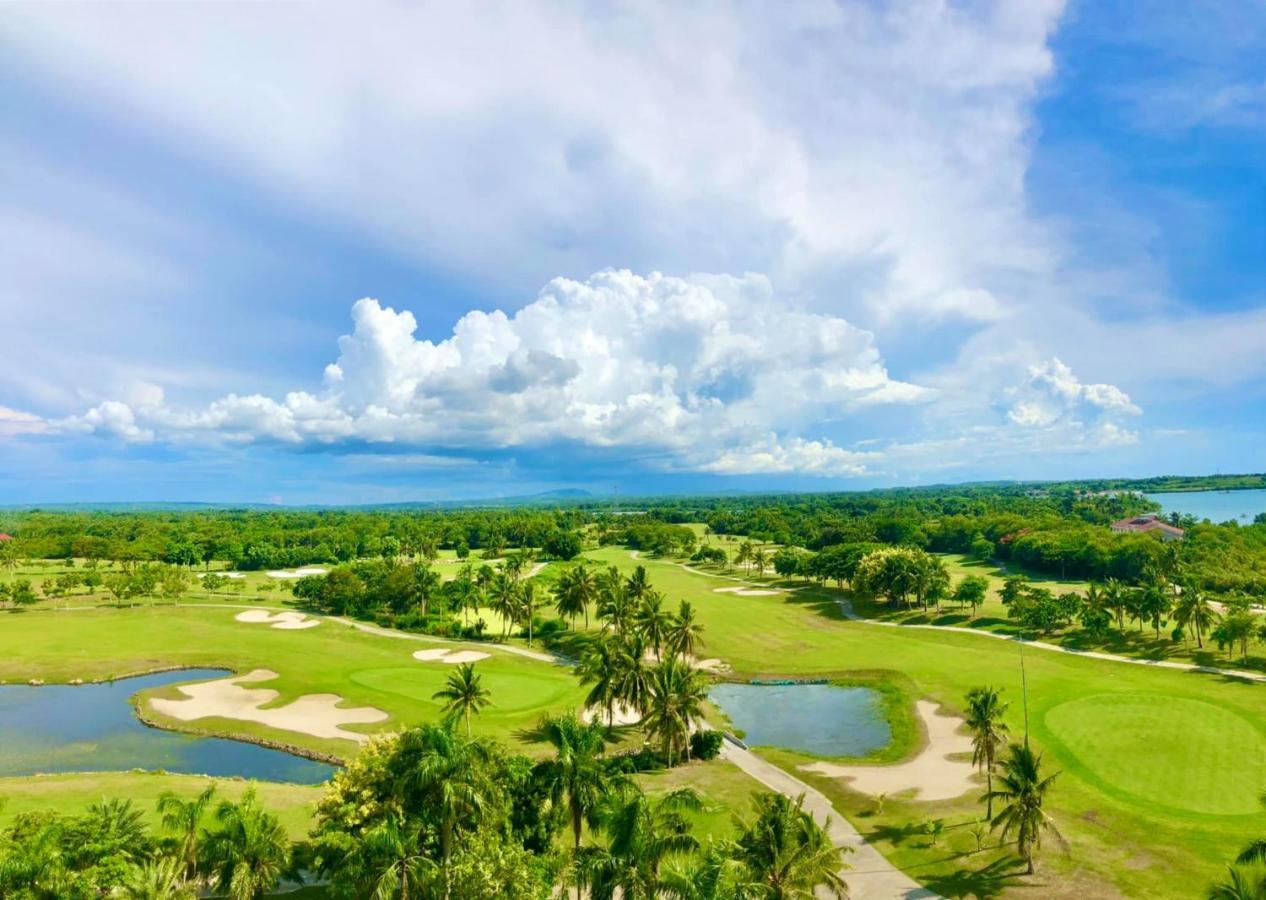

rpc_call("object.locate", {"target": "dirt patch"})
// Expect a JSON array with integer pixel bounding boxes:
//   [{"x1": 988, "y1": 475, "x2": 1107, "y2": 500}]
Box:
[{"x1": 713, "y1": 586, "x2": 782, "y2": 597}]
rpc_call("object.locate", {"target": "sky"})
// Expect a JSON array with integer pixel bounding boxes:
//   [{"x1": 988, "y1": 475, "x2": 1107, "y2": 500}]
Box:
[{"x1": 0, "y1": 1, "x2": 1262, "y2": 504}]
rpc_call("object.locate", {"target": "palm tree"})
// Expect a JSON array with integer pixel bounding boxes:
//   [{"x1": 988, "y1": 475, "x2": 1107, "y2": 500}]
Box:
[
  {"x1": 734, "y1": 791, "x2": 849, "y2": 898},
  {"x1": 118, "y1": 858, "x2": 196, "y2": 900},
  {"x1": 643, "y1": 658, "x2": 709, "y2": 766},
  {"x1": 1208, "y1": 866, "x2": 1263, "y2": 900},
  {"x1": 157, "y1": 783, "x2": 217, "y2": 882},
  {"x1": 583, "y1": 788, "x2": 701, "y2": 898},
  {"x1": 346, "y1": 816, "x2": 432, "y2": 900},
  {"x1": 554, "y1": 565, "x2": 596, "y2": 630},
  {"x1": 1175, "y1": 581, "x2": 1219, "y2": 648},
  {"x1": 985, "y1": 743, "x2": 1061, "y2": 875},
  {"x1": 626, "y1": 565, "x2": 652, "y2": 600},
  {"x1": 615, "y1": 634, "x2": 653, "y2": 721},
  {"x1": 736, "y1": 541, "x2": 753, "y2": 573},
  {"x1": 432, "y1": 662, "x2": 492, "y2": 736},
  {"x1": 517, "y1": 580, "x2": 543, "y2": 646},
  {"x1": 540, "y1": 713, "x2": 623, "y2": 852},
  {"x1": 396, "y1": 723, "x2": 495, "y2": 900},
  {"x1": 1103, "y1": 578, "x2": 1128, "y2": 632},
  {"x1": 599, "y1": 579, "x2": 636, "y2": 637},
  {"x1": 752, "y1": 548, "x2": 768, "y2": 578},
  {"x1": 636, "y1": 592, "x2": 671, "y2": 659},
  {"x1": 965, "y1": 687, "x2": 1010, "y2": 819},
  {"x1": 578, "y1": 637, "x2": 624, "y2": 728},
  {"x1": 662, "y1": 841, "x2": 759, "y2": 900},
  {"x1": 204, "y1": 789, "x2": 292, "y2": 900},
  {"x1": 666, "y1": 600, "x2": 705, "y2": 660},
  {"x1": 489, "y1": 572, "x2": 519, "y2": 639}
]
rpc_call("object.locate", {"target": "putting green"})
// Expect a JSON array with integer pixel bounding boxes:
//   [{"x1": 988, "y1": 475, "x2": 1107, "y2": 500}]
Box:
[
  {"x1": 1044, "y1": 693, "x2": 1266, "y2": 816},
  {"x1": 349, "y1": 666, "x2": 580, "y2": 717}
]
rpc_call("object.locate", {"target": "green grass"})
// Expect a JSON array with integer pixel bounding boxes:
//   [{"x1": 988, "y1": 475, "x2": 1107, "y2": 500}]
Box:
[
  {"x1": 578, "y1": 545, "x2": 1266, "y2": 898},
  {"x1": 0, "y1": 772, "x2": 320, "y2": 839},
  {"x1": 0, "y1": 605, "x2": 587, "y2": 758}
]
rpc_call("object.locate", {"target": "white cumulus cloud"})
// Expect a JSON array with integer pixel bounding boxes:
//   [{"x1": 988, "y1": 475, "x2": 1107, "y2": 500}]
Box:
[
  {"x1": 1006, "y1": 357, "x2": 1140, "y2": 429},
  {"x1": 62, "y1": 270, "x2": 929, "y2": 474}
]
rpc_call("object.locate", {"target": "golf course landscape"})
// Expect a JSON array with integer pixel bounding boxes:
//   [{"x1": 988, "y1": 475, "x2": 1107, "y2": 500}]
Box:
[{"x1": 3, "y1": 489, "x2": 1266, "y2": 898}]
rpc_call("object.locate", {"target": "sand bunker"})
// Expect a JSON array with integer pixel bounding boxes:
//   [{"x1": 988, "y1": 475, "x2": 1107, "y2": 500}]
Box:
[
  {"x1": 412, "y1": 648, "x2": 491, "y2": 664},
  {"x1": 713, "y1": 586, "x2": 781, "y2": 597},
  {"x1": 643, "y1": 648, "x2": 730, "y2": 673},
  {"x1": 235, "y1": 609, "x2": 320, "y2": 630},
  {"x1": 799, "y1": 700, "x2": 977, "y2": 801},
  {"x1": 149, "y1": 669, "x2": 387, "y2": 742},
  {"x1": 581, "y1": 701, "x2": 641, "y2": 726},
  {"x1": 266, "y1": 567, "x2": 329, "y2": 579},
  {"x1": 196, "y1": 571, "x2": 245, "y2": 579}
]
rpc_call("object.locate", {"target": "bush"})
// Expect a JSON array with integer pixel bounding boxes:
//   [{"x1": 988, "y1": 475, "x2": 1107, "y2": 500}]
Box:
[{"x1": 690, "y1": 729, "x2": 724, "y2": 760}]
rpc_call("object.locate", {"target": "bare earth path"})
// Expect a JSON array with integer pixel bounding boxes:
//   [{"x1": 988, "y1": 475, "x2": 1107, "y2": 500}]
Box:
[{"x1": 721, "y1": 739, "x2": 939, "y2": 900}]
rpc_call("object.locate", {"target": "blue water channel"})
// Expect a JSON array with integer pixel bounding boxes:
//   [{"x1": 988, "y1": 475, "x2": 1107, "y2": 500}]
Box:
[
  {"x1": 710, "y1": 682, "x2": 891, "y2": 757},
  {"x1": 0, "y1": 669, "x2": 334, "y2": 784}
]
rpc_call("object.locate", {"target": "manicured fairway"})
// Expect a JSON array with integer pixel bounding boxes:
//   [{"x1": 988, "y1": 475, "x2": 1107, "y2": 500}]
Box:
[
  {"x1": 0, "y1": 772, "x2": 320, "y2": 839},
  {"x1": 580, "y1": 546, "x2": 1266, "y2": 898}
]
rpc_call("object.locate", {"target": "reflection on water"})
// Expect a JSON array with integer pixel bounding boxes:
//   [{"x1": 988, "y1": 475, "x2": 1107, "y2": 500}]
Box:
[
  {"x1": 710, "y1": 682, "x2": 891, "y2": 757},
  {"x1": 0, "y1": 669, "x2": 334, "y2": 784}
]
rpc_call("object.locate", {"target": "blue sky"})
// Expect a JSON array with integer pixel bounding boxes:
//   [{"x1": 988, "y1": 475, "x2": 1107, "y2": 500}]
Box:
[{"x1": 0, "y1": 1, "x2": 1262, "y2": 504}]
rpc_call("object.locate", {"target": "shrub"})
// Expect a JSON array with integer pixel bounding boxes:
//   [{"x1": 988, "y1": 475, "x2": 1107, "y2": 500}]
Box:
[{"x1": 690, "y1": 729, "x2": 724, "y2": 760}]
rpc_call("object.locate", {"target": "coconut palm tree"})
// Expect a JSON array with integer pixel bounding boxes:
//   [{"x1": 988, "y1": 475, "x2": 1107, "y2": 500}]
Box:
[
  {"x1": 157, "y1": 782, "x2": 217, "y2": 882},
  {"x1": 752, "y1": 548, "x2": 768, "y2": 578},
  {"x1": 203, "y1": 789, "x2": 292, "y2": 900},
  {"x1": 733, "y1": 791, "x2": 849, "y2": 899},
  {"x1": 1207, "y1": 866, "x2": 1263, "y2": 900},
  {"x1": 578, "y1": 637, "x2": 624, "y2": 728},
  {"x1": 489, "y1": 572, "x2": 519, "y2": 639},
  {"x1": 965, "y1": 686, "x2": 1010, "y2": 819},
  {"x1": 539, "y1": 712, "x2": 624, "y2": 852},
  {"x1": 117, "y1": 857, "x2": 196, "y2": 900},
  {"x1": 736, "y1": 541, "x2": 753, "y2": 573},
  {"x1": 636, "y1": 591, "x2": 671, "y2": 659},
  {"x1": 582, "y1": 788, "x2": 701, "y2": 899},
  {"x1": 518, "y1": 580, "x2": 542, "y2": 646},
  {"x1": 1175, "y1": 580, "x2": 1219, "y2": 648},
  {"x1": 1102, "y1": 578, "x2": 1128, "y2": 632},
  {"x1": 666, "y1": 600, "x2": 705, "y2": 660},
  {"x1": 599, "y1": 580, "x2": 636, "y2": 637},
  {"x1": 432, "y1": 662, "x2": 492, "y2": 736},
  {"x1": 626, "y1": 565, "x2": 652, "y2": 601},
  {"x1": 615, "y1": 634, "x2": 653, "y2": 719},
  {"x1": 985, "y1": 743, "x2": 1062, "y2": 875},
  {"x1": 396, "y1": 723, "x2": 495, "y2": 900},
  {"x1": 662, "y1": 841, "x2": 759, "y2": 900},
  {"x1": 342, "y1": 816, "x2": 432, "y2": 900},
  {"x1": 643, "y1": 658, "x2": 709, "y2": 766},
  {"x1": 554, "y1": 565, "x2": 595, "y2": 630}
]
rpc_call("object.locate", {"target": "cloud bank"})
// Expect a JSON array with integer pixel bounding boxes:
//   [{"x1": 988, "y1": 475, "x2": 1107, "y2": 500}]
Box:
[{"x1": 63, "y1": 271, "x2": 931, "y2": 475}]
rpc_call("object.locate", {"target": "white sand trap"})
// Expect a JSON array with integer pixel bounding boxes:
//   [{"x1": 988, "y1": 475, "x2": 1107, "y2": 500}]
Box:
[
  {"x1": 713, "y1": 586, "x2": 781, "y2": 597},
  {"x1": 581, "y1": 701, "x2": 641, "y2": 726},
  {"x1": 150, "y1": 669, "x2": 387, "y2": 742},
  {"x1": 266, "y1": 567, "x2": 329, "y2": 579},
  {"x1": 643, "y1": 648, "x2": 730, "y2": 673},
  {"x1": 411, "y1": 648, "x2": 491, "y2": 664},
  {"x1": 197, "y1": 571, "x2": 245, "y2": 579},
  {"x1": 799, "y1": 700, "x2": 977, "y2": 802},
  {"x1": 235, "y1": 609, "x2": 320, "y2": 630}
]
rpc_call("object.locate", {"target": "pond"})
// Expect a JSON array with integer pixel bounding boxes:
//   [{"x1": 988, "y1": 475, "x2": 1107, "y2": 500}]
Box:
[
  {"x1": 0, "y1": 669, "x2": 334, "y2": 784},
  {"x1": 710, "y1": 682, "x2": 891, "y2": 757}
]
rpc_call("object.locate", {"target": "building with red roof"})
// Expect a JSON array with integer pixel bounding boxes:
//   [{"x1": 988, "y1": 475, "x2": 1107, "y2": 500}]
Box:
[{"x1": 1110, "y1": 514, "x2": 1184, "y2": 542}]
